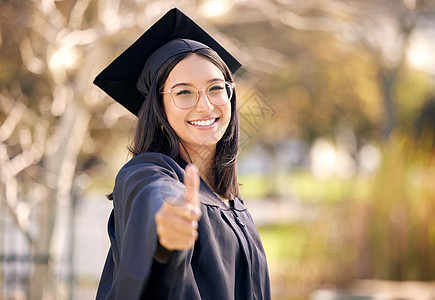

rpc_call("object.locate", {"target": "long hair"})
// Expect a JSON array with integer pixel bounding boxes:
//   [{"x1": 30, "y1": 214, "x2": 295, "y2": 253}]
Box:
[{"x1": 129, "y1": 48, "x2": 240, "y2": 199}]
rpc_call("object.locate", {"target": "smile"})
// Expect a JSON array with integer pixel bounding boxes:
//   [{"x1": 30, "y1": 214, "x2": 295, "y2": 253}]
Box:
[{"x1": 188, "y1": 118, "x2": 218, "y2": 127}]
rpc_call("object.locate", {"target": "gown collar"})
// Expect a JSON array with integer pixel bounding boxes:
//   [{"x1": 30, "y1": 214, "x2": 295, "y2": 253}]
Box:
[{"x1": 177, "y1": 157, "x2": 247, "y2": 211}]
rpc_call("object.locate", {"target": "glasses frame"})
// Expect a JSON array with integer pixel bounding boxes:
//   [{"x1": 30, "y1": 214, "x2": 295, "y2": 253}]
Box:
[{"x1": 161, "y1": 81, "x2": 235, "y2": 109}]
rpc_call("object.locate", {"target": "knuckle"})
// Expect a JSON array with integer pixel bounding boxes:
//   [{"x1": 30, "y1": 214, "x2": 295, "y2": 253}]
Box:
[
  {"x1": 155, "y1": 213, "x2": 162, "y2": 222},
  {"x1": 161, "y1": 238, "x2": 175, "y2": 251},
  {"x1": 192, "y1": 220, "x2": 198, "y2": 229},
  {"x1": 160, "y1": 237, "x2": 168, "y2": 247},
  {"x1": 189, "y1": 225, "x2": 198, "y2": 237},
  {"x1": 156, "y1": 225, "x2": 164, "y2": 236},
  {"x1": 183, "y1": 239, "x2": 191, "y2": 247}
]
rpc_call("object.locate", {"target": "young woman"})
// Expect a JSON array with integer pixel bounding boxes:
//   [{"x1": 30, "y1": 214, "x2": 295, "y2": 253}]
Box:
[{"x1": 94, "y1": 8, "x2": 270, "y2": 299}]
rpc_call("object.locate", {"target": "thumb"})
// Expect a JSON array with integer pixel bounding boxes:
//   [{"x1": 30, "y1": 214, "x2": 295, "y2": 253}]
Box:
[{"x1": 184, "y1": 164, "x2": 200, "y2": 206}]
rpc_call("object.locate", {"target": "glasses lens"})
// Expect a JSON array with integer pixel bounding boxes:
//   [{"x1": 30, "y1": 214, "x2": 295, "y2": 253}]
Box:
[
  {"x1": 172, "y1": 86, "x2": 198, "y2": 108},
  {"x1": 207, "y1": 82, "x2": 232, "y2": 105}
]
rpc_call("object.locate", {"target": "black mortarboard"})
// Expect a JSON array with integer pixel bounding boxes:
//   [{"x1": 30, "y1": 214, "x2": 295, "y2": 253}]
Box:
[{"x1": 93, "y1": 8, "x2": 242, "y2": 116}]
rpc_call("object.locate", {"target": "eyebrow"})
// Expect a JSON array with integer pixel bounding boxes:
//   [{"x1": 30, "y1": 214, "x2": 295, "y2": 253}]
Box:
[{"x1": 171, "y1": 78, "x2": 225, "y2": 89}]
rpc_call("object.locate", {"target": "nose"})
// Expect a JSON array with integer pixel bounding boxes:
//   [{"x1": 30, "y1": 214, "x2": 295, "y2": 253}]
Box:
[{"x1": 195, "y1": 89, "x2": 214, "y2": 111}]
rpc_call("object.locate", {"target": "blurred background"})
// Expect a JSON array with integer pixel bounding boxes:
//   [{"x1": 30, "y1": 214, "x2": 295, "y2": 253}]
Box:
[{"x1": 1, "y1": 0, "x2": 435, "y2": 299}]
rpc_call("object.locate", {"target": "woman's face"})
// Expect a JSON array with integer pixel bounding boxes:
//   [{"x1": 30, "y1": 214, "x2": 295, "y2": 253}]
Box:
[{"x1": 162, "y1": 54, "x2": 231, "y2": 152}]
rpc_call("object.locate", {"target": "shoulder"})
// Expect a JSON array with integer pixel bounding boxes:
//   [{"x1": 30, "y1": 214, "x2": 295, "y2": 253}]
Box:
[
  {"x1": 112, "y1": 152, "x2": 186, "y2": 208},
  {"x1": 123, "y1": 152, "x2": 181, "y2": 169},
  {"x1": 120, "y1": 152, "x2": 183, "y2": 175},
  {"x1": 114, "y1": 153, "x2": 185, "y2": 187}
]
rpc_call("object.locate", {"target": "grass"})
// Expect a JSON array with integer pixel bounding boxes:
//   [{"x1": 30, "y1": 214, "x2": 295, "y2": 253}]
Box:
[
  {"x1": 257, "y1": 222, "x2": 338, "y2": 299},
  {"x1": 239, "y1": 171, "x2": 372, "y2": 203},
  {"x1": 257, "y1": 224, "x2": 309, "y2": 263}
]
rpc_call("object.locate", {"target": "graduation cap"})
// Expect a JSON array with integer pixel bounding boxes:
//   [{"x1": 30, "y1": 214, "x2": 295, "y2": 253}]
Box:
[{"x1": 93, "y1": 8, "x2": 242, "y2": 116}]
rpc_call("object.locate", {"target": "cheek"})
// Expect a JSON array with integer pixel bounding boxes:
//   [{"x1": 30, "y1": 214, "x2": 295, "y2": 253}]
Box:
[
  {"x1": 222, "y1": 103, "x2": 232, "y2": 123},
  {"x1": 163, "y1": 97, "x2": 177, "y2": 122},
  {"x1": 219, "y1": 103, "x2": 232, "y2": 135},
  {"x1": 163, "y1": 97, "x2": 187, "y2": 131}
]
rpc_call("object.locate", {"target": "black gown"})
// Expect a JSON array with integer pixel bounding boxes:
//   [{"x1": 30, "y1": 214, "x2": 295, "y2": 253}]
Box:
[{"x1": 96, "y1": 152, "x2": 271, "y2": 299}]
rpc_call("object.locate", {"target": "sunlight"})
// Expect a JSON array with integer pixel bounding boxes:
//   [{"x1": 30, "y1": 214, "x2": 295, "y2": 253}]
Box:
[
  {"x1": 198, "y1": 0, "x2": 233, "y2": 18},
  {"x1": 407, "y1": 30, "x2": 435, "y2": 75}
]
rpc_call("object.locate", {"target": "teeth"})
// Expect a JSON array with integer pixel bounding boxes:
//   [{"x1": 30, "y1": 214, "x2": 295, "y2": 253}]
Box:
[{"x1": 189, "y1": 118, "x2": 216, "y2": 126}]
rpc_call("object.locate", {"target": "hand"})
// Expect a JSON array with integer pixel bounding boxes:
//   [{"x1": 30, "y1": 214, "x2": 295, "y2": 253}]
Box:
[{"x1": 155, "y1": 164, "x2": 202, "y2": 251}]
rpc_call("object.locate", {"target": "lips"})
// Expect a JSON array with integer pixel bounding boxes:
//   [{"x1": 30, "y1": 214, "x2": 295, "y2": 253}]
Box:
[{"x1": 188, "y1": 118, "x2": 219, "y2": 127}]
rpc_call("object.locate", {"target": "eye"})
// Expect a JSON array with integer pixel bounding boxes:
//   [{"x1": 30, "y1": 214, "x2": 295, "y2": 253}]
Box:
[
  {"x1": 175, "y1": 88, "x2": 194, "y2": 96},
  {"x1": 209, "y1": 83, "x2": 225, "y2": 93}
]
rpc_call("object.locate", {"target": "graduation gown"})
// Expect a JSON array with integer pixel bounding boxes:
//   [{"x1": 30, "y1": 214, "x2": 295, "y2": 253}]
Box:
[{"x1": 96, "y1": 152, "x2": 271, "y2": 299}]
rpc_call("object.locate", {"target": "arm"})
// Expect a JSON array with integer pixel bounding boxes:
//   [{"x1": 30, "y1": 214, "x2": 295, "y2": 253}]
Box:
[{"x1": 107, "y1": 154, "x2": 199, "y2": 299}]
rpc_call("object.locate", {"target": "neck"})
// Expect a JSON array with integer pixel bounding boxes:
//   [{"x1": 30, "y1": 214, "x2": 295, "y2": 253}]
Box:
[{"x1": 180, "y1": 143, "x2": 216, "y2": 187}]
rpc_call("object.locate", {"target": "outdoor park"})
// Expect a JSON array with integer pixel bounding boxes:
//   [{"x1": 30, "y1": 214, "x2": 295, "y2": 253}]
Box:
[{"x1": 1, "y1": 0, "x2": 435, "y2": 299}]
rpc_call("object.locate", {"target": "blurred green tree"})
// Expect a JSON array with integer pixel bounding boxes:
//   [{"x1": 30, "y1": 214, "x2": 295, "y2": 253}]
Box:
[{"x1": 216, "y1": 0, "x2": 435, "y2": 139}]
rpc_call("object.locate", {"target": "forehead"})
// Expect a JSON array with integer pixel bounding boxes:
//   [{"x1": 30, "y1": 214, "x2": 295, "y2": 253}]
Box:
[{"x1": 165, "y1": 54, "x2": 224, "y2": 86}]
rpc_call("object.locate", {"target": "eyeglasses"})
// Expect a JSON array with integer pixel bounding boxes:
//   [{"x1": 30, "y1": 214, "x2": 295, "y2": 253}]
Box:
[{"x1": 161, "y1": 81, "x2": 235, "y2": 109}]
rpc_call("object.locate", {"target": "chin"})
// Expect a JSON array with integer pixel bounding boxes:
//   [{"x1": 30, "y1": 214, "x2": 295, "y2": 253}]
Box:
[{"x1": 189, "y1": 136, "x2": 221, "y2": 148}]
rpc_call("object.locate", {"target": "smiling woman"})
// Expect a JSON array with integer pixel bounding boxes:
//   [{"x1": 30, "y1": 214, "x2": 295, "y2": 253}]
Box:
[
  {"x1": 162, "y1": 54, "x2": 232, "y2": 168},
  {"x1": 93, "y1": 8, "x2": 271, "y2": 300},
  {"x1": 130, "y1": 44, "x2": 239, "y2": 200}
]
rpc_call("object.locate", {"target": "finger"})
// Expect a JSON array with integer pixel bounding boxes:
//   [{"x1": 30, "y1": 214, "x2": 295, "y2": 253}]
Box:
[
  {"x1": 184, "y1": 164, "x2": 200, "y2": 206},
  {"x1": 157, "y1": 225, "x2": 198, "y2": 247},
  {"x1": 156, "y1": 218, "x2": 198, "y2": 250},
  {"x1": 157, "y1": 221, "x2": 198, "y2": 241},
  {"x1": 157, "y1": 212, "x2": 198, "y2": 236},
  {"x1": 158, "y1": 232, "x2": 197, "y2": 251},
  {"x1": 160, "y1": 200, "x2": 201, "y2": 221}
]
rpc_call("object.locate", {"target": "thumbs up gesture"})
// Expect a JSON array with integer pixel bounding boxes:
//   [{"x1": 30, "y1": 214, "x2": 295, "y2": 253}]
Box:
[{"x1": 155, "y1": 164, "x2": 202, "y2": 251}]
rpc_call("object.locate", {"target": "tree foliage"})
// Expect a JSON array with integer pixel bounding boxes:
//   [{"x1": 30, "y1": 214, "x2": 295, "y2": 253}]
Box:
[{"x1": 1, "y1": 0, "x2": 435, "y2": 298}]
